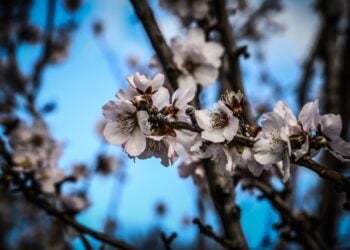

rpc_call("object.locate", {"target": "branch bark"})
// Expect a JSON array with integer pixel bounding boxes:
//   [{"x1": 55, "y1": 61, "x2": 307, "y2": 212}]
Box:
[
  {"x1": 213, "y1": 0, "x2": 253, "y2": 124},
  {"x1": 203, "y1": 161, "x2": 248, "y2": 250},
  {"x1": 129, "y1": 0, "x2": 180, "y2": 91}
]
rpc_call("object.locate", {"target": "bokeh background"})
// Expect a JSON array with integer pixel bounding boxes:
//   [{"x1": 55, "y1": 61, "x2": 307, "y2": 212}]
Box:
[{"x1": 2, "y1": 0, "x2": 350, "y2": 249}]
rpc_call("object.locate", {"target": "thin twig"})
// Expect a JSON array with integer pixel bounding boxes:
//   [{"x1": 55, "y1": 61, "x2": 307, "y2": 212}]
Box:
[
  {"x1": 129, "y1": 0, "x2": 180, "y2": 91},
  {"x1": 160, "y1": 232, "x2": 177, "y2": 250},
  {"x1": 193, "y1": 218, "x2": 237, "y2": 249},
  {"x1": 202, "y1": 160, "x2": 248, "y2": 250},
  {"x1": 213, "y1": 0, "x2": 253, "y2": 124}
]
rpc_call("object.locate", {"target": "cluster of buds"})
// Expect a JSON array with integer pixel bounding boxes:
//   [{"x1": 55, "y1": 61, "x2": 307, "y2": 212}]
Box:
[{"x1": 103, "y1": 72, "x2": 350, "y2": 182}]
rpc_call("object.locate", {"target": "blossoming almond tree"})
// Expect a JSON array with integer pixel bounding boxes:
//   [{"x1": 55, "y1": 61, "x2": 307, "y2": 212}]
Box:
[{"x1": 2, "y1": 0, "x2": 350, "y2": 249}]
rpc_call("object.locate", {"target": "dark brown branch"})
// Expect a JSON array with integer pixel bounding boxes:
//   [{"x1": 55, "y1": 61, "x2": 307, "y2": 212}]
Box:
[
  {"x1": 213, "y1": 0, "x2": 253, "y2": 124},
  {"x1": 0, "y1": 140, "x2": 134, "y2": 250},
  {"x1": 193, "y1": 218, "x2": 237, "y2": 249},
  {"x1": 129, "y1": 0, "x2": 180, "y2": 91},
  {"x1": 160, "y1": 232, "x2": 177, "y2": 250},
  {"x1": 23, "y1": 184, "x2": 134, "y2": 250},
  {"x1": 294, "y1": 156, "x2": 350, "y2": 191},
  {"x1": 202, "y1": 160, "x2": 248, "y2": 250}
]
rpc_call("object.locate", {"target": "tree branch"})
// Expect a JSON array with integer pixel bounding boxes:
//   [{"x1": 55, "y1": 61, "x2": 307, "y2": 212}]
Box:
[
  {"x1": 129, "y1": 0, "x2": 180, "y2": 91},
  {"x1": 294, "y1": 156, "x2": 350, "y2": 191},
  {"x1": 213, "y1": 0, "x2": 253, "y2": 124},
  {"x1": 202, "y1": 160, "x2": 248, "y2": 250},
  {"x1": 193, "y1": 218, "x2": 238, "y2": 249}
]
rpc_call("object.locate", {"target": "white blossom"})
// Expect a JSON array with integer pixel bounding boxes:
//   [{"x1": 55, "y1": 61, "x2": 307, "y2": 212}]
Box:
[
  {"x1": 253, "y1": 111, "x2": 291, "y2": 182},
  {"x1": 171, "y1": 28, "x2": 224, "y2": 88},
  {"x1": 117, "y1": 72, "x2": 165, "y2": 102},
  {"x1": 195, "y1": 101, "x2": 239, "y2": 143},
  {"x1": 299, "y1": 100, "x2": 350, "y2": 161},
  {"x1": 103, "y1": 100, "x2": 147, "y2": 156}
]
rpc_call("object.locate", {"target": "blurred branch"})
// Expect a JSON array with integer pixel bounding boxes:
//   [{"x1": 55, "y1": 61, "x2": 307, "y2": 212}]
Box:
[
  {"x1": 240, "y1": 173, "x2": 328, "y2": 250},
  {"x1": 129, "y1": 0, "x2": 180, "y2": 91},
  {"x1": 213, "y1": 0, "x2": 253, "y2": 123},
  {"x1": 297, "y1": 28, "x2": 322, "y2": 107},
  {"x1": 193, "y1": 218, "x2": 238, "y2": 249},
  {"x1": 160, "y1": 232, "x2": 177, "y2": 250},
  {"x1": 0, "y1": 139, "x2": 134, "y2": 250}
]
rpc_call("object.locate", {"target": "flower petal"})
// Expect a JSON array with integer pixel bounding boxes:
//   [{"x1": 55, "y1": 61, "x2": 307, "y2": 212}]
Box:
[
  {"x1": 223, "y1": 116, "x2": 239, "y2": 141},
  {"x1": 253, "y1": 138, "x2": 282, "y2": 165},
  {"x1": 195, "y1": 110, "x2": 213, "y2": 130},
  {"x1": 124, "y1": 128, "x2": 146, "y2": 156},
  {"x1": 298, "y1": 99, "x2": 320, "y2": 131},
  {"x1": 103, "y1": 122, "x2": 130, "y2": 145},
  {"x1": 172, "y1": 87, "x2": 196, "y2": 109},
  {"x1": 152, "y1": 87, "x2": 170, "y2": 109},
  {"x1": 150, "y1": 73, "x2": 165, "y2": 91},
  {"x1": 320, "y1": 114, "x2": 342, "y2": 138},
  {"x1": 202, "y1": 129, "x2": 226, "y2": 143}
]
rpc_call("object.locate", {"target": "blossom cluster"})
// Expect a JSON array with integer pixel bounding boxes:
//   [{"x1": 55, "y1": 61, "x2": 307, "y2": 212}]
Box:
[
  {"x1": 103, "y1": 72, "x2": 350, "y2": 182},
  {"x1": 7, "y1": 119, "x2": 88, "y2": 212}
]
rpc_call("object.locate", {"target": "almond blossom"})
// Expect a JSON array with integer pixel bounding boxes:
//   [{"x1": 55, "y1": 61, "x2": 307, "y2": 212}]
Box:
[
  {"x1": 253, "y1": 111, "x2": 291, "y2": 182},
  {"x1": 299, "y1": 99, "x2": 350, "y2": 161},
  {"x1": 103, "y1": 100, "x2": 147, "y2": 156},
  {"x1": 171, "y1": 28, "x2": 224, "y2": 88},
  {"x1": 195, "y1": 101, "x2": 239, "y2": 143}
]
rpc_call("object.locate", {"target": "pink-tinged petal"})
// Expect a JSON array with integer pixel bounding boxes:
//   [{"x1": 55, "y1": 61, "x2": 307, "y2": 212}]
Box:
[
  {"x1": 187, "y1": 28, "x2": 205, "y2": 45},
  {"x1": 118, "y1": 100, "x2": 137, "y2": 113},
  {"x1": 137, "y1": 111, "x2": 151, "y2": 135},
  {"x1": 194, "y1": 65, "x2": 218, "y2": 86},
  {"x1": 320, "y1": 114, "x2": 342, "y2": 138},
  {"x1": 223, "y1": 116, "x2": 239, "y2": 141},
  {"x1": 195, "y1": 110, "x2": 213, "y2": 130},
  {"x1": 328, "y1": 137, "x2": 350, "y2": 160},
  {"x1": 133, "y1": 73, "x2": 150, "y2": 92},
  {"x1": 260, "y1": 112, "x2": 284, "y2": 131},
  {"x1": 253, "y1": 138, "x2": 282, "y2": 165},
  {"x1": 152, "y1": 87, "x2": 170, "y2": 109},
  {"x1": 298, "y1": 99, "x2": 320, "y2": 131},
  {"x1": 103, "y1": 122, "x2": 130, "y2": 145},
  {"x1": 150, "y1": 73, "x2": 165, "y2": 91},
  {"x1": 102, "y1": 101, "x2": 118, "y2": 121},
  {"x1": 202, "y1": 129, "x2": 225, "y2": 143},
  {"x1": 172, "y1": 87, "x2": 196, "y2": 109},
  {"x1": 274, "y1": 101, "x2": 296, "y2": 121},
  {"x1": 126, "y1": 74, "x2": 137, "y2": 89},
  {"x1": 116, "y1": 87, "x2": 138, "y2": 101},
  {"x1": 124, "y1": 128, "x2": 146, "y2": 156}
]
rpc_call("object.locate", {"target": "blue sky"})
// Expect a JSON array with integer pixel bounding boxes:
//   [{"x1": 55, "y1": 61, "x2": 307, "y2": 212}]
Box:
[{"x1": 17, "y1": 0, "x2": 325, "y2": 248}]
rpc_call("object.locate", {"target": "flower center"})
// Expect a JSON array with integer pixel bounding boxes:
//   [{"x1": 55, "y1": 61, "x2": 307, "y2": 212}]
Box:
[
  {"x1": 211, "y1": 113, "x2": 228, "y2": 129},
  {"x1": 118, "y1": 114, "x2": 137, "y2": 134},
  {"x1": 182, "y1": 59, "x2": 200, "y2": 74},
  {"x1": 269, "y1": 129, "x2": 284, "y2": 153}
]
